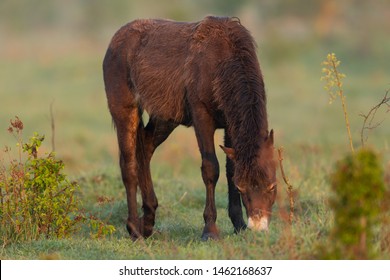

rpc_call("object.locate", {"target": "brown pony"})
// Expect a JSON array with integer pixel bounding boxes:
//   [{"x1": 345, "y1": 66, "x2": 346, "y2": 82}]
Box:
[{"x1": 103, "y1": 16, "x2": 276, "y2": 240}]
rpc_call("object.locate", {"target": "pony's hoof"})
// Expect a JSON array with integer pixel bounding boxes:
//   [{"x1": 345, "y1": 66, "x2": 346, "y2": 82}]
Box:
[
  {"x1": 201, "y1": 232, "x2": 220, "y2": 241},
  {"x1": 126, "y1": 222, "x2": 142, "y2": 241},
  {"x1": 201, "y1": 224, "x2": 219, "y2": 241},
  {"x1": 234, "y1": 223, "x2": 247, "y2": 234},
  {"x1": 139, "y1": 217, "x2": 154, "y2": 238}
]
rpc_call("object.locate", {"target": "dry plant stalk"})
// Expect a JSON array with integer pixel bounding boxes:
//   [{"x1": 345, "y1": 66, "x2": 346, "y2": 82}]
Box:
[
  {"x1": 277, "y1": 147, "x2": 294, "y2": 224},
  {"x1": 321, "y1": 53, "x2": 354, "y2": 153},
  {"x1": 50, "y1": 101, "x2": 56, "y2": 153},
  {"x1": 359, "y1": 89, "x2": 390, "y2": 147}
]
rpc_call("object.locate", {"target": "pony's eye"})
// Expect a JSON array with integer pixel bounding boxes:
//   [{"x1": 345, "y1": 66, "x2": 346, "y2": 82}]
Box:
[
  {"x1": 268, "y1": 183, "x2": 277, "y2": 192},
  {"x1": 236, "y1": 185, "x2": 246, "y2": 194}
]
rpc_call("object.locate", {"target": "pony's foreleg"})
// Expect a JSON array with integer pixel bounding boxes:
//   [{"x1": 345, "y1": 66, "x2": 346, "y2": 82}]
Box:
[
  {"x1": 193, "y1": 110, "x2": 220, "y2": 241},
  {"x1": 227, "y1": 157, "x2": 247, "y2": 233},
  {"x1": 225, "y1": 133, "x2": 247, "y2": 233}
]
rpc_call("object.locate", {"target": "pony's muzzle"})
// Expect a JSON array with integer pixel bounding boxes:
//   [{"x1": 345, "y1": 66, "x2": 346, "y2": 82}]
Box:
[{"x1": 247, "y1": 209, "x2": 269, "y2": 232}]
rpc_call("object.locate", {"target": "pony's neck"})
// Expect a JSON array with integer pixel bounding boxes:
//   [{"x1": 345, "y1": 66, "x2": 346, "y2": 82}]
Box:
[
  {"x1": 211, "y1": 19, "x2": 269, "y2": 168},
  {"x1": 229, "y1": 99, "x2": 268, "y2": 163}
]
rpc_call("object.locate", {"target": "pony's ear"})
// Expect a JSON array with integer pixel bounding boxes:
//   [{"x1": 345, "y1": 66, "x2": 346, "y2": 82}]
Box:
[
  {"x1": 268, "y1": 129, "x2": 274, "y2": 145},
  {"x1": 219, "y1": 145, "x2": 236, "y2": 161},
  {"x1": 264, "y1": 129, "x2": 274, "y2": 147}
]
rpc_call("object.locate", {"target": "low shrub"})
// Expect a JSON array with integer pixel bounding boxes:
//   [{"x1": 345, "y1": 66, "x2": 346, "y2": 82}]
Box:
[
  {"x1": 0, "y1": 117, "x2": 81, "y2": 244},
  {"x1": 0, "y1": 117, "x2": 115, "y2": 245},
  {"x1": 320, "y1": 148, "x2": 386, "y2": 259}
]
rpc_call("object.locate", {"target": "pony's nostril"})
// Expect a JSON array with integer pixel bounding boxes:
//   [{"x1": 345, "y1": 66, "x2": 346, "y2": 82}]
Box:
[
  {"x1": 247, "y1": 215, "x2": 269, "y2": 231},
  {"x1": 251, "y1": 208, "x2": 262, "y2": 217}
]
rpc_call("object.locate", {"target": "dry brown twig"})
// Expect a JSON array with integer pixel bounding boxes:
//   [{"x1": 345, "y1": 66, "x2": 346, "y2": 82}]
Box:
[
  {"x1": 50, "y1": 101, "x2": 56, "y2": 153},
  {"x1": 359, "y1": 89, "x2": 390, "y2": 147},
  {"x1": 277, "y1": 147, "x2": 295, "y2": 225}
]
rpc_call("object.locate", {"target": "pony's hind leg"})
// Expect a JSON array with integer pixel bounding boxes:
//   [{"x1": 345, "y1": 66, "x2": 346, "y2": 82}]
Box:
[
  {"x1": 115, "y1": 108, "x2": 142, "y2": 240},
  {"x1": 104, "y1": 47, "x2": 141, "y2": 239},
  {"x1": 137, "y1": 118, "x2": 177, "y2": 238}
]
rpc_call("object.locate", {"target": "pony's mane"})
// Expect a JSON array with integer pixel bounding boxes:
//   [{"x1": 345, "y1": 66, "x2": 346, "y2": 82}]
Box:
[{"x1": 213, "y1": 18, "x2": 269, "y2": 180}]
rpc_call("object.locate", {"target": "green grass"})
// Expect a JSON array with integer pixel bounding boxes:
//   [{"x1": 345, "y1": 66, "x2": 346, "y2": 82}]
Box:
[
  {"x1": 0, "y1": 162, "x2": 333, "y2": 260},
  {"x1": 1, "y1": 28, "x2": 390, "y2": 259},
  {"x1": 1, "y1": 145, "x2": 388, "y2": 259}
]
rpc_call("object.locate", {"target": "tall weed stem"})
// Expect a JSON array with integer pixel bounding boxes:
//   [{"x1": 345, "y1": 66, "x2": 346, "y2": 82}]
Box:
[{"x1": 321, "y1": 53, "x2": 354, "y2": 153}]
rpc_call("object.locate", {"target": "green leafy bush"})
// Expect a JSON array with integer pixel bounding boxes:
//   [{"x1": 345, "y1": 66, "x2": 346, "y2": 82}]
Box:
[
  {"x1": 1, "y1": 117, "x2": 119, "y2": 245},
  {"x1": 321, "y1": 148, "x2": 386, "y2": 259},
  {"x1": 1, "y1": 117, "x2": 117, "y2": 245},
  {"x1": 0, "y1": 117, "x2": 82, "y2": 244},
  {"x1": 88, "y1": 216, "x2": 116, "y2": 239}
]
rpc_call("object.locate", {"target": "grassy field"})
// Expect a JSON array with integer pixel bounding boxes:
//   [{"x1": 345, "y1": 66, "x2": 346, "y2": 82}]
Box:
[
  {"x1": 1, "y1": 45, "x2": 389, "y2": 259},
  {"x1": 1, "y1": 1, "x2": 390, "y2": 260},
  {"x1": 0, "y1": 150, "x2": 335, "y2": 259}
]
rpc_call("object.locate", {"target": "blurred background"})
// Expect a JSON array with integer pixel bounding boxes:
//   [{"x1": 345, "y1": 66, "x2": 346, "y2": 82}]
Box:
[{"x1": 1, "y1": 0, "x2": 389, "y2": 175}]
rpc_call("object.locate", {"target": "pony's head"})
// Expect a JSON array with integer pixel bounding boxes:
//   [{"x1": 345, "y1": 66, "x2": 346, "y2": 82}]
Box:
[{"x1": 221, "y1": 130, "x2": 277, "y2": 232}]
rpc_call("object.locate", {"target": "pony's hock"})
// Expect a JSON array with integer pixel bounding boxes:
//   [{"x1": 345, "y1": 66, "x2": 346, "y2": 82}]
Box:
[{"x1": 103, "y1": 16, "x2": 276, "y2": 240}]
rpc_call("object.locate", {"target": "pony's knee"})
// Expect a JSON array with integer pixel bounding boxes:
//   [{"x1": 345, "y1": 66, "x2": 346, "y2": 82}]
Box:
[{"x1": 201, "y1": 156, "x2": 220, "y2": 186}]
